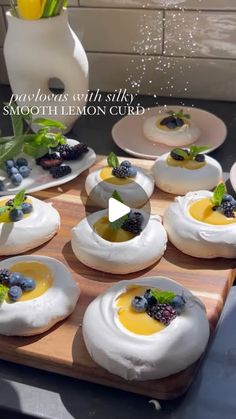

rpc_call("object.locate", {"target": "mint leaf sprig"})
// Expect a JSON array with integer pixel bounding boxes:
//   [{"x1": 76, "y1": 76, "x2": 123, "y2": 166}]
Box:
[
  {"x1": 211, "y1": 183, "x2": 226, "y2": 207},
  {"x1": 107, "y1": 152, "x2": 119, "y2": 168},
  {"x1": 0, "y1": 103, "x2": 66, "y2": 165},
  {"x1": 171, "y1": 145, "x2": 209, "y2": 161},
  {"x1": 0, "y1": 189, "x2": 26, "y2": 216},
  {"x1": 109, "y1": 190, "x2": 129, "y2": 231},
  {"x1": 151, "y1": 289, "x2": 176, "y2": 304},
  {"x1": 167, "y1": 109, "x2": 191, "y2": 120},
  {"x1": 0, "y1": 284, "x2": 8, "y2": 304}
]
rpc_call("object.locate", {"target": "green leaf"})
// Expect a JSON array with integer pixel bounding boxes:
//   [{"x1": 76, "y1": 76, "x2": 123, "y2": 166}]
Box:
[
  {"x1": 212, "y1": 183, "x2": 226, "y2": 207},
  {"x1": 5, "y1": 101, "x2": 24, "y2": 137},
  {"x1": 151, "y1": 289, "x2": 176, "y2": 304},
  {"x1": 112, "y1": 190, "x2": 124, "y2": 203},
  {"x1": 171, "y1": 148, "x2": 189, "y2": 160},
  {"x1": 13, "y1": 189, "x2": 26, "y2": 208},
  {"x1": 0, "y1": 284, "x2": 8, "y2": 304},
  {"x1": 189, "y1": 145, "x2": 209, "y2": 159},
  {"x1": 107, "y1": 152, "x2": 119, "y2": 168},
  {"x1": 33, "y1": 118, "x2": 65, "y2": 130},
  {"x1": 0, "y1": 206, "x2": 9, "y2": 215},
  {"x1": 0, "y1": 136, "x2": 25, "y2": 165},
  {"x1": 109, "y1": 214, "x2": 129, "y2": 231},
  {"x1": 167, "y1": 109, "x2": 191, "y2": 121},
  {"x1": 23, "y1": 143, "x2": 49, "y2": 159}
]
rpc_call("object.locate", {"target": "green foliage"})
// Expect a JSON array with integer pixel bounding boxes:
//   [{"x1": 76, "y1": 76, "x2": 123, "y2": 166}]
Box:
[
  {"x1": 13, "y1": 189, "x2": 26, "y2": 208},
  {"x1": 0, "y1": 284, "x2": 8, "y2": 304},
  {"x1": 167, "y1": 109, "x2": 191, "y2": 120},
  {"x1": 0, "y1": 189, "x2": 26, "y2": 216},
  {"x1": 150, "y1": 289, "x2": 176, "y2": 304},
  {"x1": 112, "y1": 190, "x2": 123, "y2": 203},
  {"x1": 107, "y1": 152, "x2": 119, "y2": 168},
  {"x1": 109, "y1": 190, "x2": 128, "y2": 230},
  {"x1": 188, "y1": 145, "x2": 209, "y2": 159},
  {"x1": 212, "y1": 183, "x2": 226, "y2": 207},
  {"x1": 0, "y1": 105, "x2": 66, "y2": 165},
  {"x1": 171, "y1": 145, "x2": 209, "y2": 161}
]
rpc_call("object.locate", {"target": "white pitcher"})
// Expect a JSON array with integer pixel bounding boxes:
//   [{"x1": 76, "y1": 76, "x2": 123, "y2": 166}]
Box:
[{"x1": 4, "y1": 9, "x2": 89, "y2": 133}]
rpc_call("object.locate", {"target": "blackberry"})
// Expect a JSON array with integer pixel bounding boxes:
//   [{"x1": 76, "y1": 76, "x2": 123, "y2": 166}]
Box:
[
  {"x1": 58, "y1": 143, "x2": 89, "y2": 160},
  {"x1": 112, "y1": 166, "x2": 129, "y2": 178},
  {"x1": 49, "y1": 165, "x2": 72, "y2": 179},
  {"x1": 122, "y1": 211, "x2": 143, "y2": 235},
  {"x1": 195, "y1": 154, "x2": 205, "y2": 163},
  {"x1": 0, "y1": 269, "x2": 11, "y2": 285},
  {"x1": 221, "y1": 201, "x2": 236, "y2": 218},
  {"x1": 170, "y1": 149, "x2": 185, "y2": 161},
  {"x1": 36, "y1": 153, "x2": 63, "y2": 170},
  {"x1": 147, "y1": 303, "x2": 177, "y2": 326}
]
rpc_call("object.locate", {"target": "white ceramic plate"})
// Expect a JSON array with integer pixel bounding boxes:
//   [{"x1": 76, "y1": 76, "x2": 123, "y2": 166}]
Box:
[
  {"x1": 0, "y1": 139, "x2": 96, "y2": 196},
  {"x1": 112, "y1": 106, "x2": 227, "y2": 160},
  {"x1": 230, "y1": 162, "x2": 236, "y2": 192}
]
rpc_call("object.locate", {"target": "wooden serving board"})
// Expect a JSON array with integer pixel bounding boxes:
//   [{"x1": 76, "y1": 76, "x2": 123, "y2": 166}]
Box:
[{"x1": 0, "y1": 156, "x2": 235, "y2": 400}]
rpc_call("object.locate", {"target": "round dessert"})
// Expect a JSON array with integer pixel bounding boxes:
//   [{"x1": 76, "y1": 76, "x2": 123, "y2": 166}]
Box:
[
  {"x1": 0, "y1": 190, "x2": 60, "y2": 255},
  {"x1": 83, "y1": 277, "x2": 209, "y2": 380},
  {"x1": 85, "y1": 153, "x2": 154, "y2": 208},
  {"x1": 71, "y1": 207, "x2": 167, "y2": 274},
  {"x1": 143, "y1": 109, "x2": 200, "y2": 146},
  {"x1": 152, "y1": 146, "x2": 223, "y2": 195},
  {"x1": 164, "y1": 184, "x2": 236, "y2": 258},
  {"x1": 0, "y1": 255, "x2": 80, "y2": 336}
]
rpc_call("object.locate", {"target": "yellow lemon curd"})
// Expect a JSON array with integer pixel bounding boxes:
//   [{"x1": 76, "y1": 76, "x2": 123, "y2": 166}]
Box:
[
  {"x1": 167, "y1": 155, "x2": 205, "y2": 170},
  {"x1": 6, "y1": 261, "x2": 53, "y2": 303},
  {"x1": 93, "y1": 216, "x2": 135, "y2": 242},
  {"x1": 0, "y1": 198, "x2": 32, "y2": 223},
  {"x1": 100, "y1": 166, "x2": 134, "y2": 185},
  {"x1": 189, "y1": 197, "x2": 236, "y2": 225},
  {"x1": 17, "y1": 0, "x2": 46, "y2": 20},
  {"x1": 116, "y1": 286, "x2": 165, "y2": 335}
]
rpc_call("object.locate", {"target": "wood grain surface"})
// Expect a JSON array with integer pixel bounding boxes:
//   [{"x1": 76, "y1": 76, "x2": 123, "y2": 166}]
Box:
[{"x1": 0, "y1": 156, "x2": 235, "y2": 400}]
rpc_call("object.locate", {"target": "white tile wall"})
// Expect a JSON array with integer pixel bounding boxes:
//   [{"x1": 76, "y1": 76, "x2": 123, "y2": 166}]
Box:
[
  {"x1": 165, "y1": 11, "x2": 236, "y2": 59},
  {"x1": 68, "y1": 8, "x2": 163, "y2": 53},
  {"x1": 88, "y1": 52, "x2": 236, "y2": 101},
  {"x1": 1, "y1": 0, "x2": 236, "y2": 101},
  {"x1": 80, "y1": 0, "x2": 236, "y2": 10}
]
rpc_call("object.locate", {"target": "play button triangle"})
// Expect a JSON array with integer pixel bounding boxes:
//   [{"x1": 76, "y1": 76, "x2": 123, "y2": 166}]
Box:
[{"x1": 108, "y1": 197, "x2": 130, "y2": 223}]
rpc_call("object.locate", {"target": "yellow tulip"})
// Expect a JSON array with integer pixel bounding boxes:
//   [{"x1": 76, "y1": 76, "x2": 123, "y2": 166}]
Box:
[{"x1": 17, "y1": 0, "x2": 46, "y2": 20}]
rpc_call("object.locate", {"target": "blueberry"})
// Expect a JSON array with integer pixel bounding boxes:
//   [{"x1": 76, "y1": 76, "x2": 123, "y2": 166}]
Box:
[
  {"x1": 166, "y1": 121, "x2": 178, "y2": 129},
  {"x1": 10, "y1": 173, "x2": 23, "y2": 186},
  {"x1": 19, "y1": 166, "x2": 31, "y2": 178},
  {"x1": 8, "y1": 285, "x2": 22, "y2": 301},
  {"x1": 20, "y1": 277, "x2": 36, "y2": 291},
  {"x1": 16, "y1": 158, "x2": 28, "y2": 168},
  {"x1": 171, "y1": 295, "x2": 186, "y2": 314},
  {"x1": 127, "y1": 167, "x2": 137, "y2": 178},
  {"x1": 222, "y1": 194, "x2": 234, "y2": 203},
  {"x1": 21, "y1": 202, "x2": 33, "y2": 214},
  {"x1": 4, "y1": 160, "x2": 15, "y2": 170},
  {"x1": 8, "y1": 272, "x2": 24, "y2": 287},
  {"x1": 9, "y1": 208, "x2": 24, "y2": 222},
  {"x1": 175, "y1": 118, "x2": 184, "y2": 127},
  {"x1": 120, "y1": 160, "x2": 131, "y2": 168},
  {"x1": 195, "y1": 154, "x2": 205, "y2": 163},
  {"x1": 144, "y1": 289, "x2": 157, "y2": 306},
  {"x1": 7, "y1": 167, "x2": 19, "y2": 176},
  {"x1": 0, "y1": 180, "x2": 5, "y2": 191},
  {"x1": 131, "y1": 296, "x2": 148, "y2": 313}
]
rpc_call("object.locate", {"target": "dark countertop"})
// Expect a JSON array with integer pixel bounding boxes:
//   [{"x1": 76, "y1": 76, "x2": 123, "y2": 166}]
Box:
[{"x1": 0, "y1": 85, "x2": 235, "y2": 419}]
